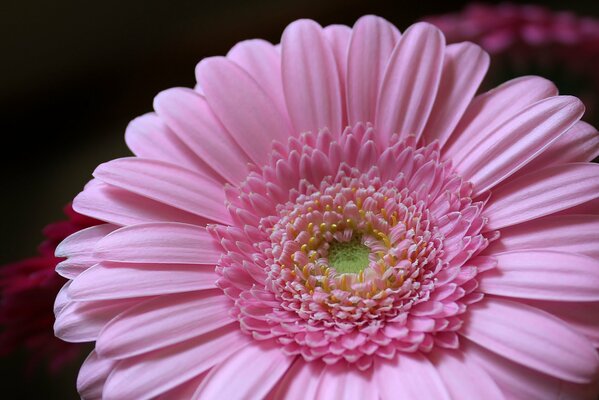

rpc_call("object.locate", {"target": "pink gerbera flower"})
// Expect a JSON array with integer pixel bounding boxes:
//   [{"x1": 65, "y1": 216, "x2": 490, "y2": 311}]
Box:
[
  {"x1": 55, "y1": 16, "x2": 599, "y2": 399},
  {"x1": 1, "y1": 204, "x2": 96, "y2": 373}
]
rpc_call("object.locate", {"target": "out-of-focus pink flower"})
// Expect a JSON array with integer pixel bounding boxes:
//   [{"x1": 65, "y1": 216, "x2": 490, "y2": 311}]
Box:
[
  {"x1": 426, "y1": 3, "x2": 599, "y2": 126},
  {"x1": 0, "y1": 204, "x2": 98, "y2": 373},
  {"x1": 55, "y1": 16, "x2": 599, "y2": 399}
]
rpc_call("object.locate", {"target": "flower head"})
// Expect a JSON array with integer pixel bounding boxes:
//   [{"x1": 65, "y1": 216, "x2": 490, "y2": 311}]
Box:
[
  {"x1": 1, "y1": 204, "x2": 96, "y2": 373},
  {"x1": 55, "y1": 16, "x2": 599, "y2": 399}
]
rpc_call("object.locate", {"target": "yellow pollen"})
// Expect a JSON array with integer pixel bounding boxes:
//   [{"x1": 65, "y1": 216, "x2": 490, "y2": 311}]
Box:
[
  {"x1": 337, "y1": 205, "x2": 343, "y2": 213},
  {"x1": 325, "y1": 204, "x2": 332, "y2": 211},
  {"x1": 301, "y1": 244, "x2": 308, "y2": 253},
  {"x1": 308, "y1": 237, "x2": 318, "y2": 248},
  {"x1": 331, "y1": 223, "x2": 338, "y2": 232},
  {"x1": 319, "y1": 222, "x2": 327, "y2": 232},
  {"x1": 307, "y1": 222, "x2": 314, "y2": 232}
]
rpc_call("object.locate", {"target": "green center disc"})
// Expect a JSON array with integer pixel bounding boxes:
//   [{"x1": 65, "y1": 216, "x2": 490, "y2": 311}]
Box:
[{"x1": 328, "y1": 236, "x2": 370, "y2": 274}]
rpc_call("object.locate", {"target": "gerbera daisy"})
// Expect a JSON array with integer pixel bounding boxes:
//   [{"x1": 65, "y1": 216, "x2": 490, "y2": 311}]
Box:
[
  {"x1": 426, "y1": 3, "x2": 599, "y2": 127},
  {"x1": 1, "y1": 204, "x2": 95, "y2": 373},
  {"x1": 55, "y1": 16, "x2": 599, "y2": 399}
]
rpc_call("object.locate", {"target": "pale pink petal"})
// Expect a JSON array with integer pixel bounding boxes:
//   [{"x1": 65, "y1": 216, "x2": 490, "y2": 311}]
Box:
[
  {"x1": 421, "y1": 42, "x2": 489, "y2": 147},
  {"x1": 68, "y1": 262, "x2": 218, "y2": 300},
  {"x1": 464, "y1": 339, "x2": 564, "y2": 399},
  {"x1": 480, "y1": 250, "x2": 599, "y2": 301},
  {"x1": 153, "y1": 87, "x2": 250, "y2": 184},
  {"x1": 77, "y1": 351, "x2": 116, "y2": 400},
  {"x1": 443, "y1": 76, "x2": 557, "y2": 157},
  {"x1": 281, "y1": 19, "x2": 343, "y2": 135},
  {"x1": 430, "y1": 350, "x2": 504, "y2": 400},
  {"x1": 515, "y1": 121, "x2": 599, "y2": 177},
  {"x1": 324, "y1": 24, "x2": 352, "y2": 126},
  {"x1": 317, "y1": 363, "x2": 378, "y2": 400},
  {"x1": 93, "y1": 158, "x2": 231, "y2": 224},
  {"x1": 102, "y1": 325, "x2": 251, "y2": 400},
  {"x1": 524, "y1": 300, "x2": 599, "y2": 347},
  {"x1": 227, "y1": 39, "x2": 287, "y2": 117},
  {"x1": 454, "y1": 96, "x2": 583, "y2": 194},
  {"x1": 124, "y1": 112, "x2": 208, "y2": 174},
  {"x1": 155, "y1": 374, "x2": 207, "y2": 400},
  {"x1": 273, "y1": 358, "x2": 325, "y2": 400},
  {"x1": 487, "y1": 214, "x2": 599, "y2": 258},
  {"x1": 375, "y1": 353, "x2": 450, "y2": 400},
  {"x1": 193, "y1": 343, "x2": 294, "y2": 400},
  {"x1": 347, "y1": 15, "x2": 400, "y2": 126},
  {"x1": 93, "y1": 222, "x2": 220, "y2": 264},
  {"x1": 376, "y1": 22, "x2": 444, "y2": 141},
  {"x1": 96, "y1": 290, "x2": 234, "y2": 358},
  {"x1": 55, "y1": 298, "x2": 138, "y2": 342},
  {"x1": 462, "y1": 297, "x2": 599, "y2": 383},
  {"x1": 484, "y1": 163, "x2": 599, "y2": 230},
  {"x1": 73, "y1": 180, "x2": 210, "y2": 227},
  {"x1": 53, "y1": 282, "x2": 71, "y2": 315},
  {"x1": 196, "y1": 56, "x2": 292, "y2": 166}
]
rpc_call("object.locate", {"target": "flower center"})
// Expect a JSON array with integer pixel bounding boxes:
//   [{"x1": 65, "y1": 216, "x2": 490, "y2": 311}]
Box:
[{"x1": 327, "y1": 236, "x2": 369, "y2": 274}]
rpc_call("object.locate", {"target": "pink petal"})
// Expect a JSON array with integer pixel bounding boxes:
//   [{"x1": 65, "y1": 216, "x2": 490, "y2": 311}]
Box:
[
  {"x1": 480, "y1": 250, "x2": 599, "y2": 301},
  {"x1": 153, "y1": 87, "x2": 250, "y2": 184},
  {"x1": 515, "y1": 120, "x2": 599, "y2": 177},
  {"x1": 56, "y1": 224, "x2": 116, "y2": 258},
  {"x1": 323, "y1": 24, "x2": 351, "y2": 126},
  {"x1": 375, "y1": 353, "x2": 450, "y2": 400},
  {"x1": 68, "y1": 262, "x2": 217, "y2": 300},
  {"x1": 102, "y1": 325, "x2": 251, "y2": 400},
  {"x1": 73, "y1": 180, "x2": 211, "y2": 227},
  {"x1": 93, "y1": 222, "x2": 220, "y2": 264},
  {"x1": 430, "y1": 350, "x2": 503, "y2": 400},
  {"x1": 484, "y1": 163, "x2": 599, "y2": 230},
  {"x1": 274, "y1": 358, "x2": 325, "y2": 400},
  {"x1": 55, "y1": 298, "x2": 138, "y2": 342},
  {"x1": 346, "y1": 15, "x2": 400, "y2": 126},
  {"x1": 317, "y1": 363, "x2": 379, "y2": 400},
  {"x1": 443, "y1": 76, "x2": 557, "y2": 157},
  {"x1": 155, "y1": 374, "x2": 207, "y2": 400},
  {"x1": 195, "y1": 57, "x2": 292, "y2": 166},
  {"x1": 454, "y1": 96, "x2": 583, "y2": 194},
  {"x1": 77, "y1": 351, "x2": 116, "y2": 400},
  {"x1": 464, "y1": 339, "x2": 564, "y2": 399},
  {"x1": 193, "y1": 343, "x2": 294, "y2": 399},
  {"x1": 281, "y1": 19, "x2": 343, "y2": 135},
  {"x1": 124, "y1": 112, "x2": 208, "y2": 174},
  {"x1": 93, "y1": 158, "x2": 231, "y2": 224},
  {"x1": 97, "y1": 290, "x2": 234, "y2": 358},
  {"x1": 421, "y1": 42, "x2": 489, "y2": 147},
  {"x1": 462, "y1": 297, "x2": 599, "y2": 383},
  {"x1": 376, "y1": 22, "x2": 444, "y2": 142},
  {"x1": 227, "y1": 39, "x2": 287, "y2": 117},
  {"x1": 487, "y1": 214, "x2": 599, "y2": 258}
]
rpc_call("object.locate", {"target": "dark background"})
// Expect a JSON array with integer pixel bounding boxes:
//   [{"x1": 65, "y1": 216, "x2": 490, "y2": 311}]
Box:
[{"x1": 2, "y1": 0, "x2": 599, "y2": 398}]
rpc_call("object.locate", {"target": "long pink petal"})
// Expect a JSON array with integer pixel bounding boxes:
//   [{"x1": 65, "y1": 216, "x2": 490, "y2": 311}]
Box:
[
  {"x1": 281, "y1": 19, "x2": 343, "y2": 135},
  {"x1": 97, "y1": 290, "x2": 234, "y2": 358},
  {"x1": 273, "y1": 358, "x2": 325, "y2": 400},
  {"x1": 484, "y1": 163, "x2": 599, "y2": 230},
  {"x1": 193, "y1": 343, "x2": 294, "y2": 400},
  {"x1": 375, "y1": 353, "x2": 450, "y2": 400},
  {"x1": 443, "y1": 76, "x2": 557, "y2": 157},
  {"x1": 487, "y1": 214, "x2": 599, "y2": 258},
  {"x1": 124, "y1": 112, "x2": 209, "y2": 175},
  {"x1": 462, "y1": 297, "x2": 599, "y2": 383},
  {"x1": 430, "y1": 350, "x2": 503, "y2": 400},
  {"x1": 480, "y1": 250, "x2": 599, "y2": 301},
  {"x1": 102, "y1": 325, "x2": 251, "y2": 400},
  {"x1": 68, "y1": 262, "x2": 217, "y2": 300},
  {"x1": 153, "y1": 87, "x2": 250, "y2": 184},
  {"x1": 73, "y1": 180, "x2": 210, "y2": 227},
  {"x1": 454, "y1": 96, "x2": 583, "y2": 194},
  {"x1": 346, "y1": 15, "x2": 400, "y2": 126},
  {"x1": 155, "y1": 374, "x2": 207, "y2": 400},
  {"x1": 421, "y1": 42, "x2": 489, "y2": 147},
  {"x1": 93, "y1": 158, "x2": 231, "y2": 224},
  {"x1": 195, "y1": 56, "x2": 292, "y2": 166},
  {"x1": 515, "y1": 120, "x2": 599, "y2": 177},
  {"x1": 54, "y1": 298, "x2": 138, "y2": 342},
  {"x1": 317, "y1": 363, "x2": 379, "y2": 400},
  {"x1": 227, "y1": 39, "x2": 287, "y2": 117},
  {"x1": 376, "y1": 22, "x2": 444, "y2": 142},
  {"x1": 324, "y1": 24, "x2": 351, "y2": 126},
  {"x1": 77, "y1": 351, "x2": 116, "y2": 400},
  {"x1": 93, "y1": 222, "x2": 220, "y2": 264}
]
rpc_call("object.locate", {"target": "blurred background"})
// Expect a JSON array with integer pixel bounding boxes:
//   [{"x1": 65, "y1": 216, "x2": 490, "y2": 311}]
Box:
[{"x1": 2, "y1": 0, "x2": 599, "y2": 398}]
